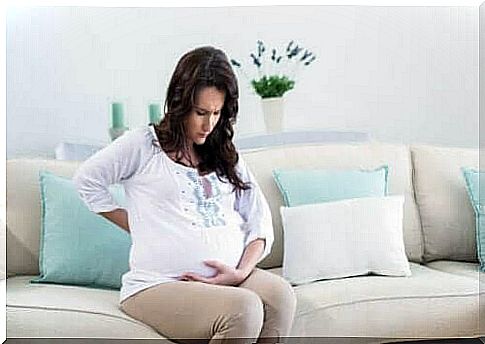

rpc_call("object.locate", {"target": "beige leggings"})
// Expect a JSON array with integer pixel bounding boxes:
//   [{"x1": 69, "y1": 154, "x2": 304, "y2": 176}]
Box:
[{"x1": 120, "y1": 268, "x2": 297, "y2": 344}]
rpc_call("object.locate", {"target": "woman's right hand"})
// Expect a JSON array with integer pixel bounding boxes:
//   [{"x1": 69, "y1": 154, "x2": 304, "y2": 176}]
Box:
[{"x1": 98, "y1": 208, "x2": 130, "y2": 233}]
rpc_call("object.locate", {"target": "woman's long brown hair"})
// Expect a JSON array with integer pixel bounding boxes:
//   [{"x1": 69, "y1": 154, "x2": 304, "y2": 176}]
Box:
[{"x1": 151, "y1": 46, "x2": 251, "y2": 196}]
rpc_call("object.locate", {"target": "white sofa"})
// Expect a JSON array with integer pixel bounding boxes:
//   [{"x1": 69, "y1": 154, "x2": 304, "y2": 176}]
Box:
[{"x1": 6, "y1": 141, "x2": 485, "y2": 343}]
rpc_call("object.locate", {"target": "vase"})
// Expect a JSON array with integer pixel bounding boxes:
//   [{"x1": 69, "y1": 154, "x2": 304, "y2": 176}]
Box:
[
  {"x1": 109, "y1": 100, "x2": 129, "y2": 141},
  {"x1": 261, "y1": 97, "x2": 284, "y2": 133}
]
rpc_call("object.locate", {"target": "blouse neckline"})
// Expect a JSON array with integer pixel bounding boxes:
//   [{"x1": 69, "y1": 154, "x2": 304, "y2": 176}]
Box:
[{"x1": 148, "y1": 125, "x2": 216, "y2": 177}]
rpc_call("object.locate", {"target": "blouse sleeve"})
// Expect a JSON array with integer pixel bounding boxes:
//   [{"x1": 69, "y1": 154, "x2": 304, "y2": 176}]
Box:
[
  {"x1": 234, "y1": 155, "x2": 275, "y2": 263},
  {"x1": 72, "y1": 127, "x2": 150, "y2": 213}
]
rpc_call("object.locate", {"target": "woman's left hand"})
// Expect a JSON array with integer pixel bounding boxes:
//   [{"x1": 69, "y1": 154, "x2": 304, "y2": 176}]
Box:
[{"x1": 179, "y1": 260, "x2": 250, "y2": 286}]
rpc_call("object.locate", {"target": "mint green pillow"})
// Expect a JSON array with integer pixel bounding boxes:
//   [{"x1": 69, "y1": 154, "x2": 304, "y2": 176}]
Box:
[
  {"x1": 31, "y1": 170, "x2": 131, "y2": 289},
  {"x1": 272, "y1": 165, "x2": 389, "y2": 207},
  {"x1": 461, "y1": 167, "x2": 485, "y2": 272}
]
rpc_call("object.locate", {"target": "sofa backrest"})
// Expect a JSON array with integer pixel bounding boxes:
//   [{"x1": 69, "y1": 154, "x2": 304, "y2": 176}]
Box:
[
  {"x1": 7, "y1": 159, "x2": 81, "y2": 276},
  {"x1": 240, "y1": 142, "x2": 423, "y2": 268},
  {"x1": 410, "y1": 145, "x2": 479, "y2": 263},
  {"x1": 6, "y1": 142, "x2": 423, "y2": 276}
]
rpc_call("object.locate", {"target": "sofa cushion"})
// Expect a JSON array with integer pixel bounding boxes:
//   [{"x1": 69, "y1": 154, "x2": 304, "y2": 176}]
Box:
[
  {"x1": 7, "y1": 275, "x2": 164, "y2": 339},
  {"x1": 281, "y1": 195, "x2": 410, "y2": 285},
  {"x1": 461, "y1": 168, "x2": 485, "y2": 271},
  {"x1": 9, "y1": 264, "x2": 483, "y2": 339},
  {"x1": 426, "y1": 260, "x2": 481, "y2": 280},
  {"x1": 241, "y1": 143, "x2": 423, "y2": 266},
  {"x1": 272, "y1": 165, "x2": 388, "y2": 207},
  {"x1": 32, "y1": 170, "x2": 131, "y2": 289},
  {"x1": 268, "y1": 263, "x2": 483, "y2": 338},
  {"x1": 410, "y1": 145, "x2": 478, "y2": 262},
  {"x1": 7, "y1": 159, "x2": 82, "y2": 276}
]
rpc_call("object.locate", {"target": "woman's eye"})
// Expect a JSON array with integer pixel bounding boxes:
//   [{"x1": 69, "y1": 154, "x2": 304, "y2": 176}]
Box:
[{"x1": 197, "y1": 111, "x2": 205, "y2": 116}]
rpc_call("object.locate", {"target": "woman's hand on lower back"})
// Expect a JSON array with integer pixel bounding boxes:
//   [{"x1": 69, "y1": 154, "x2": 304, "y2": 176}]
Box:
[
  {"x1": 98, "y1": 208, "x2": 130, "y2": 233},
  {"x1": 179, "y1": 260, "x2": 250, "y2": 286}
]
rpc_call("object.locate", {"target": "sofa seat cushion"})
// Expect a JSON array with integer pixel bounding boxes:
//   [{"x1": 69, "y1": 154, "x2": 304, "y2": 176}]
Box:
[
  {"x1": 426, "y1": 260, "x2": 482, "y2": 280},
  {"x1": 268, "y1": 263, "x2": 484, "y2": 338},
  {"x1": 7, "y1": 276, "x2": 164, "y2": 339},
  {"x1": 9, "y1": 265, "x2": 484, "y2": 340}
]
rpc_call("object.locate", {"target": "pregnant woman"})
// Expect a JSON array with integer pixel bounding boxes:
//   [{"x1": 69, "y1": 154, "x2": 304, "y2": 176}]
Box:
[{"x1": 73, "y1": 46, "x2": 297, "y2": 343}]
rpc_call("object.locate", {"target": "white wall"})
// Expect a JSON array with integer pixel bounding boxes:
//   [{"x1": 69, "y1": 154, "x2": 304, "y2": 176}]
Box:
[
  {"x1": 481, "y1": 1, "x2": 485, "y2": 167},
  {"x1": 7, "y1": 6, "x2": 478, "y2": 158}
]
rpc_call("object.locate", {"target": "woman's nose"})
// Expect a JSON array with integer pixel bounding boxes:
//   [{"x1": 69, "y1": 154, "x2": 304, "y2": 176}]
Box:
[
  {"x1": 203, "y1": 115, "x2": 216, "y2": 131},
  {"x1": 202, "y1": 118, "x2": 212, "y2": 132}
]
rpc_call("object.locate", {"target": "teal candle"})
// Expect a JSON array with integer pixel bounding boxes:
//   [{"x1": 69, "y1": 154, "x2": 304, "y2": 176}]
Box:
[
  {"x1": 149, "y1": 103, "x2": 161, "y2": 124},
  {"x1": 111, "y1": 102, "x2": 124, "y2": 128}
]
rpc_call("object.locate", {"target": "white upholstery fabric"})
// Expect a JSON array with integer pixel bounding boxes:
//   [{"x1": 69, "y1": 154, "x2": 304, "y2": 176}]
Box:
[
  {"x1": 241, "y1": 142, "x2": 423, "y2": 266},
  {"x1": 426, "y1": 260, "x2": 481, "y2": 279},
  {"x1": 410, "y1": 145, "x2": 479, "y2": 262},
  {"x1": 8, "y1": 262, "x2": 483, "y2": 339},
  {"x1": 281, "y1": 195, "x2": 410, "y2": 285},
  {"x1": 6, "y1": 159, "x2": 82, "y2": 276},
  {"x1": 270, "y1": 263, "x2": 484, "y2": 338},
  {"x1": 7, "y1": 276, "x2": 165, "y2": 339}
]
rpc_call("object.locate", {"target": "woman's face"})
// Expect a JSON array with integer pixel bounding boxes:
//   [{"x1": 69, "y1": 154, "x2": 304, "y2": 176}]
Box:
[{"x1": 185, "y1": 86, "x2": 225, "y2": 146}]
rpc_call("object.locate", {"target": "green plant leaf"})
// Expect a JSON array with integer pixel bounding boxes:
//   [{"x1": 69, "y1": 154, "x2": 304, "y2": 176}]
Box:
[{"x1": 251, "y1": 75, "x2": 295, "y2": 98}]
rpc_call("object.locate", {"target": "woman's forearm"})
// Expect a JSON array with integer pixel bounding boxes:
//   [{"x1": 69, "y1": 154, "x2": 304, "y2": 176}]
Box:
[
  {"x1": 236, "y1": 238, "x2": 265, "y2": 278},
  {"x1": 98, "y1": 208, "x2": 130, "y2": 233}
]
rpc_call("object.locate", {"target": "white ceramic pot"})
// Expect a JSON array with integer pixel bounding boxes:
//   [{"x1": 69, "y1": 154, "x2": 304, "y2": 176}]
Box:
[{"x1": 261, "y1": 97, "x2": 284, "y2": 133}]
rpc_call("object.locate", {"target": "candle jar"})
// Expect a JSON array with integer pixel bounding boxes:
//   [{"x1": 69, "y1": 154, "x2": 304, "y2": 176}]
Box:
[{"x1": 148, "y1": 101, "x2": 162, "y2": 125}]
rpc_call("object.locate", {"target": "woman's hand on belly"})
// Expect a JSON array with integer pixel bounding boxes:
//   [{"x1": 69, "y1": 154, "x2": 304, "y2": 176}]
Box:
[{"x1": 179, "y1": 260, "x2": 249, "y2": 286}]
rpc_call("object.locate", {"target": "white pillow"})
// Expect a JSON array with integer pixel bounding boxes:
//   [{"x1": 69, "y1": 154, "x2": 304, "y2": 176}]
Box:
[{"x1": 280, "y1": 195, "x2": 411, "y2": 285}]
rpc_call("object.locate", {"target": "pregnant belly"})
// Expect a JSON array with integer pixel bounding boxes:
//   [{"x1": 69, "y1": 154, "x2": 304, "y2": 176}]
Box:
[{"x1": 131, "y1": 225, "x2": 247, "y2": 279}]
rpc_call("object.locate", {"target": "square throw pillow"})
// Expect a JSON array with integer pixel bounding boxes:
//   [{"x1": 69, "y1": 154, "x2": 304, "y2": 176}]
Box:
[
  {"x1": 280, "y1": 195, "x2": 411, "y2": 285},
  {"x1": 272, "y1": 165, "x2": 388, "y2": 207},
  {"x1": 31, "y1": 170, "x2": 131, "y2": 289},
  {"x1": 461, "y1": 167, "x2": 485, "y2": 272}
]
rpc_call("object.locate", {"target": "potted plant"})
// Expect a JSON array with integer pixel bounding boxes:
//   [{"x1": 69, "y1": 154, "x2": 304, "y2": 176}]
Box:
[{"x1": 231, "y1": 40, "x2": 316, "y2": 133}]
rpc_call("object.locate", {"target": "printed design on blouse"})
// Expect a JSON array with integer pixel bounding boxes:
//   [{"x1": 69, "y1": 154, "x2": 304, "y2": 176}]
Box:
[{"x1": 186, "y1": 170, "x2": 227, "y2": 228}]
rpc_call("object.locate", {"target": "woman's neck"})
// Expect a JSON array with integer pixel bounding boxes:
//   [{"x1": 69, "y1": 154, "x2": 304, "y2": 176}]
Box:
[{"x1": 172, "y1": 146, "x2": 199, "y2": 168}]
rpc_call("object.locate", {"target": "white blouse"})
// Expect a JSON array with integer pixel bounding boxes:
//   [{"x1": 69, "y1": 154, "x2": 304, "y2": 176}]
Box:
[{"x1": 72, "y1": 125, "x2": 274, "y2": 303}]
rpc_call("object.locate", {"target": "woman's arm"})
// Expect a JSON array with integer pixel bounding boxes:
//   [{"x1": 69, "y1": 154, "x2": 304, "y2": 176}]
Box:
[
  {"x1": 235, "y1": 238, "x2": 265, "y2": 278},
  {"x1": 98, "y1": 208, "x2": 130, "y2": 233},
  {"x1": 73, "y1": 127, "x2": 149, "y2": 224},
  {"x1": 179, "y1": 239, "x2": 265, "y2": 285},
  {"x1": 234, "y1": 157, "x2": 275, "y2": 264}
]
